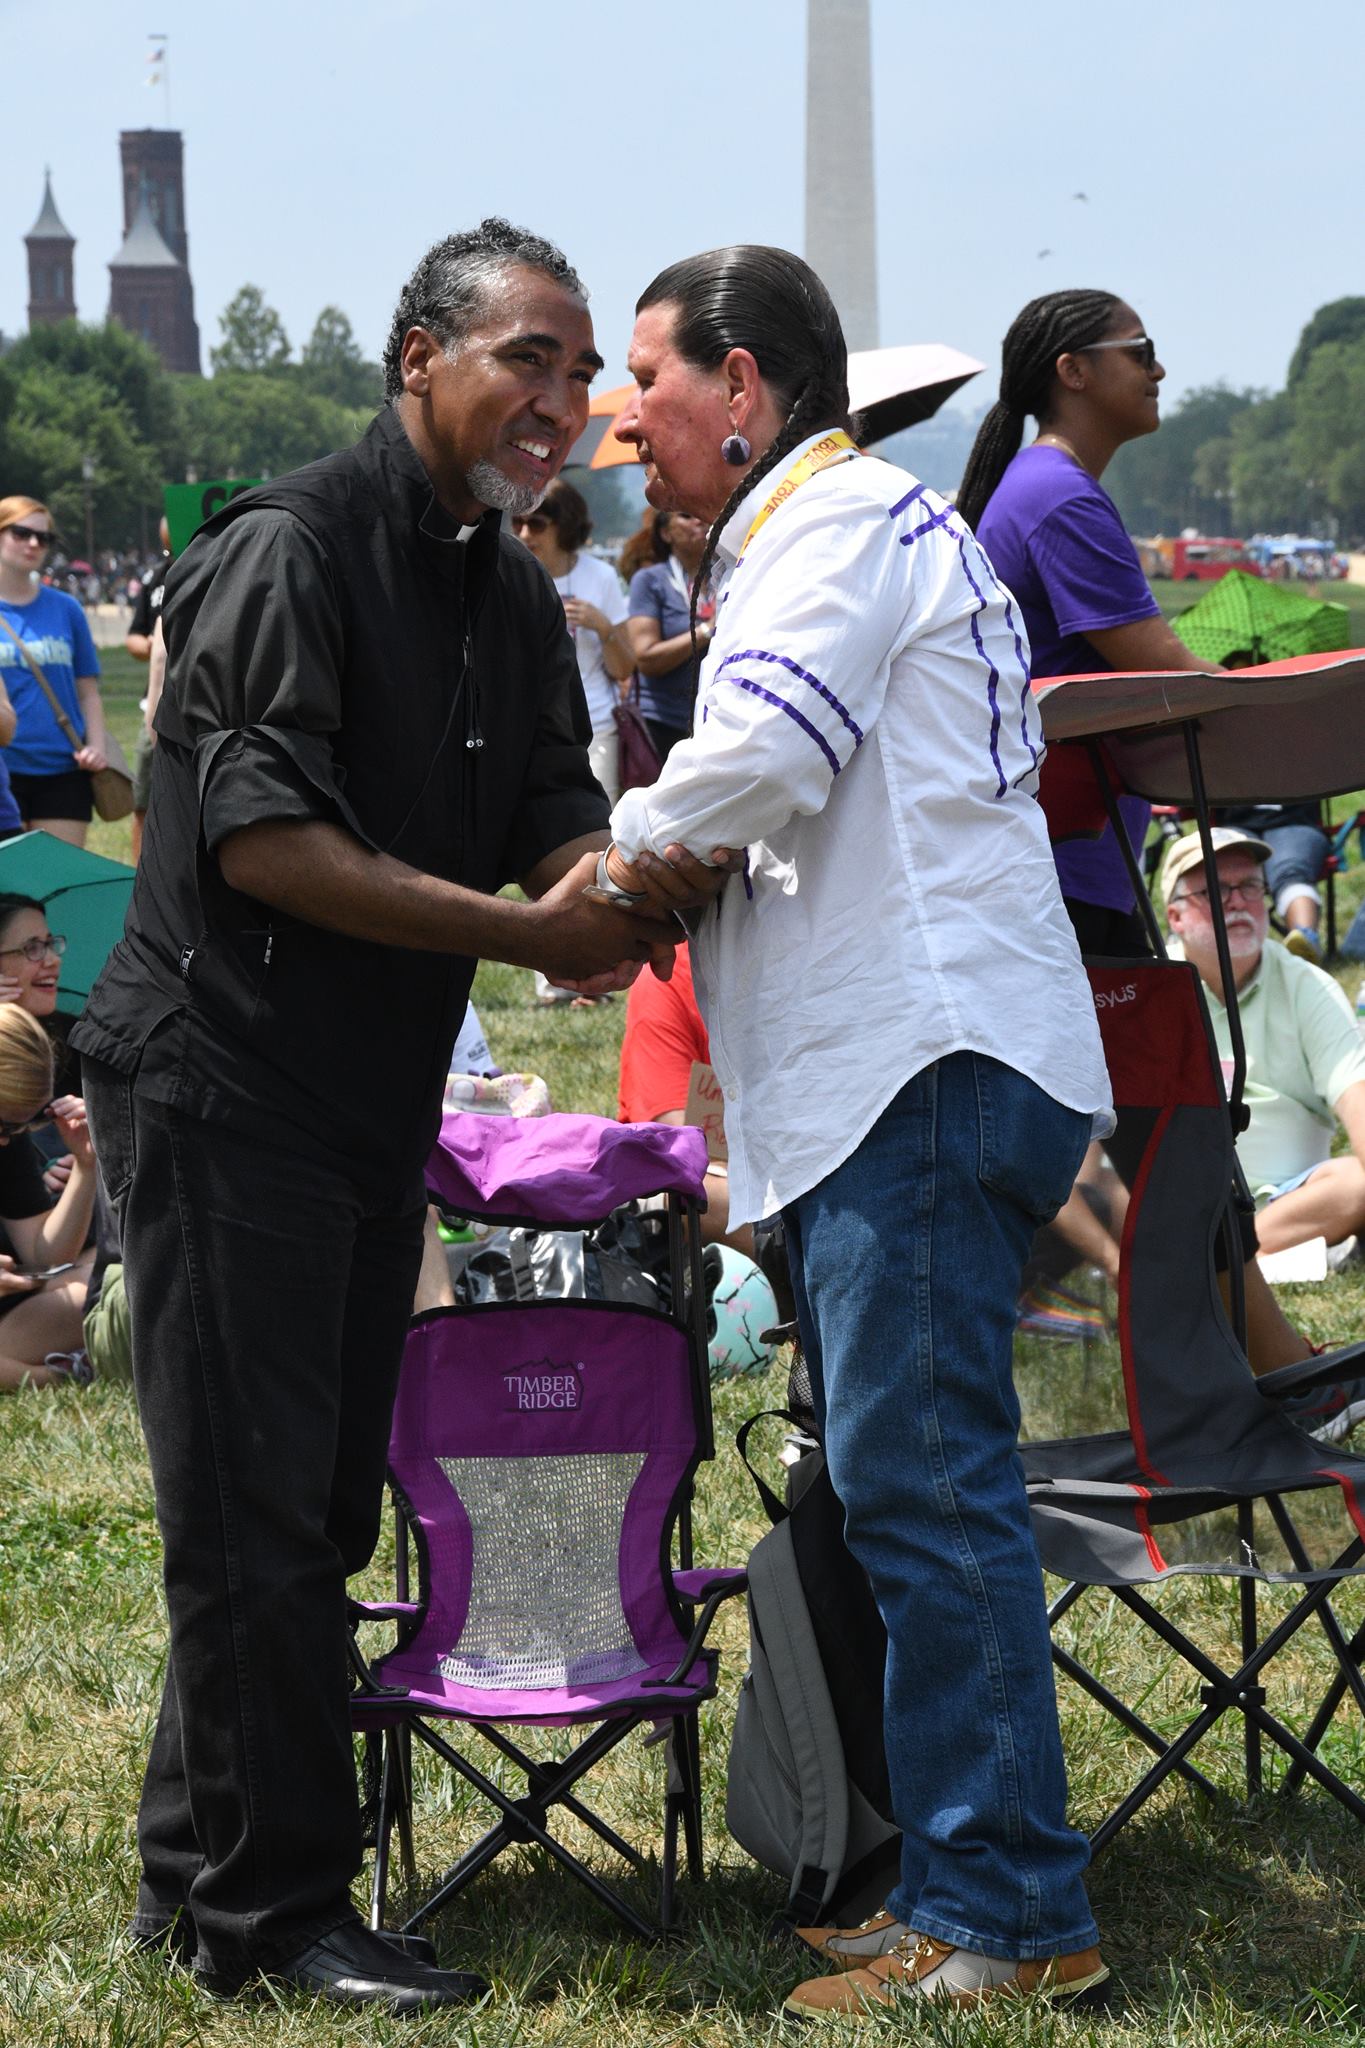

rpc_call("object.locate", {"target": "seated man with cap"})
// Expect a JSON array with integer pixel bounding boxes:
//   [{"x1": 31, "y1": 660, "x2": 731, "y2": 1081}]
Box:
[{"x1": 1162, "y1": 823, "x2": 1365, "y2": 1292}]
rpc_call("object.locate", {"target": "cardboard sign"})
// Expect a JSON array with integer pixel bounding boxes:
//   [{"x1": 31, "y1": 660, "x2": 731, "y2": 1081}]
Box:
[
  {"x1": 684, "y1": 1060, "x2": 728, "y2": 1163},
  {"x1": 163, "y1": 477, "x2": 262, "y2": 557}
]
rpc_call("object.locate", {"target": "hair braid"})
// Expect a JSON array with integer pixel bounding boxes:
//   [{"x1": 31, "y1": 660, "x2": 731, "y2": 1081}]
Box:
[
  {"x1": 956, "y1": 289, "x2": 1121, "y2": 531},
  {"x1": 687, "y1": 380, "x2": 828, "y2": 653}
]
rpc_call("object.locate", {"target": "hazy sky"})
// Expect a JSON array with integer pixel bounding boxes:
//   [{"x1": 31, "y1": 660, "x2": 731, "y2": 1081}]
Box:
[{"x1": 4, "y1": 0, "x2": 1361, "y2": 414}]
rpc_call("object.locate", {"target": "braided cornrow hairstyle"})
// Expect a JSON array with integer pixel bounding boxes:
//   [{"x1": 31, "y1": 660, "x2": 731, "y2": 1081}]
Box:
[
  {"x1": 956, "y1": 289, "x2": 1122, "y2": 532},
  {"x1": 636, "y1": 246, "x2": 854, "y2": 657}
]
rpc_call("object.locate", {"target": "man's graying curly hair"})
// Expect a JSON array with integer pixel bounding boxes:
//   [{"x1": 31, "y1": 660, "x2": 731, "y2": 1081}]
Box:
[{"x1": 382, "y1": 218, "x2": 585, "y2": 402}]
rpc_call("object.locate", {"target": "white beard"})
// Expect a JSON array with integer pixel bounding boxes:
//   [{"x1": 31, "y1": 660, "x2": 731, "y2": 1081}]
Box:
[{"x1": 464, "y1": 460, "x2": 546, "y2": 519}]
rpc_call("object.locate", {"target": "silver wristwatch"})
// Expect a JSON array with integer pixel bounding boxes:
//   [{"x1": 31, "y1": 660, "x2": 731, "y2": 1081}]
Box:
[{"x1": 593, "y1": 846, "x2": 648, "y2": 905}]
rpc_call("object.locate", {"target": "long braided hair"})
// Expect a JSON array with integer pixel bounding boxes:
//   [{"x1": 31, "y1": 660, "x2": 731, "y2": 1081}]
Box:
[
  {"x1": 956, "y1": 290, "x2": 1121, "y2": 531},
  {"x1": 636, "y1": 246, "x2": 855, "y2": 650}
]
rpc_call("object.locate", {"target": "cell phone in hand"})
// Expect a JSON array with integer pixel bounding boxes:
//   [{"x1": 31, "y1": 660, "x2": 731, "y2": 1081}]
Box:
[{"x1": 31, "y1": 1262, "x2": 77, "y2": 1280}]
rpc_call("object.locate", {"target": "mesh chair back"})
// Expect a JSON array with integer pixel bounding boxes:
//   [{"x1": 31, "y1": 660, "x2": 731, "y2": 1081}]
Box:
[{"x1": 380, "y1": 1300, "x2": 704, "y2": 1717}]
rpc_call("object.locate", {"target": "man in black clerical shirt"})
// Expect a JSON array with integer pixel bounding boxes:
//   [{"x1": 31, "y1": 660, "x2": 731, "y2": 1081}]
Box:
[{"x1": 73, "y1": 220, "x2": 708, "y2": 2016}]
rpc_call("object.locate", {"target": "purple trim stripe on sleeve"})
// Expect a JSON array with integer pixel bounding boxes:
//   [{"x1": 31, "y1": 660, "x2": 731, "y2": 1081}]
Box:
[
  {"x1": 723, "y1": 674, "x2": 842, "y2": 777},
  {"x1": 716, "y1": 648, "x2": 864, "y2": 746},
  {"x1": 900, "y1": 502, "x2": 960, "y2": 548},
  {"x1": 888, "y1": 484, "x2": 928, "y2": 518},
  {"x1": 970, "y1": 539, "x2": 1039, "y2": 772},
  {"x1": 952, "y1": 532, "x2": 1007, "y2": 798}
]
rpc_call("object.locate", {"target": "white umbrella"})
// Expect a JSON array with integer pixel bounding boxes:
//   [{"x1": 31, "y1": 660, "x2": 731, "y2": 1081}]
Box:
[{"x1": 848, "y1": 343, "x2": 985, "y2": 445}]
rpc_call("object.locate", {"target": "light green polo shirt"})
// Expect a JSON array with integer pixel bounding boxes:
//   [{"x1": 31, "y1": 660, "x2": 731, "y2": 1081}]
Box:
[{"x1": 1167, "y1": 938, "x2": 1365, "y2": 1195}]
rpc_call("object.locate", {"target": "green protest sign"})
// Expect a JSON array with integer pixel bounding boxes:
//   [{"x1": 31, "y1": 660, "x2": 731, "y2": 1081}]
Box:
[{"x1": 163, "y1": 478, "x2": 262, "y2": 557}]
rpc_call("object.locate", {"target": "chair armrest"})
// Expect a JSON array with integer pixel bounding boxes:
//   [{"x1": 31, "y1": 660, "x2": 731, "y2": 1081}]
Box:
[{"x1": 1256, "y1": 1339, "x2": 1365, "y2": 1402}]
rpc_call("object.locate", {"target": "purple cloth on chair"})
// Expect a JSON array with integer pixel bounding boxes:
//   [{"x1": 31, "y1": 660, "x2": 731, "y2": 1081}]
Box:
[{"x1": 425, "y1": 1110, "x2": 708, "y2": 1225}]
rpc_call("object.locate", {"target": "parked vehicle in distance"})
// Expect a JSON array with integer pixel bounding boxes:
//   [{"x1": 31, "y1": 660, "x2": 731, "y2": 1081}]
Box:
[
  {"x1": 1161, "y1": 536, "x2": 1263, "y2": 583},
  {"x1": 1245, "y1": 534, "x2": 1349, "y2": 581}
]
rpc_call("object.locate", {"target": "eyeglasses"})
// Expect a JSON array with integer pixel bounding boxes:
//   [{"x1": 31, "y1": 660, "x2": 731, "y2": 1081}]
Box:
[
  {"x1": 0, "y1": 1100, "x2": 55, "y2": 1140},
  {"x1": 0, "y1": 934, "x2": 67, "y2": 963},
  {"x1": 1178, "y1": 878, "x2": 1265, "y2": 908},
  {"x1": 7, "y1": 524, "x2": 54, "y2": 549},
  {"x1": 514, "y1": 514, "x2": 551, "y2": 535},
  {"x1": 1079, "y1": 335, "x2": 1158, "y2": 371}
]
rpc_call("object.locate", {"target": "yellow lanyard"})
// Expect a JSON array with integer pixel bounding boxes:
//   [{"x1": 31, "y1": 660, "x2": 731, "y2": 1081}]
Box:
[{"x1": 736, "y1": 429, "x2": 862, "y2": 563}]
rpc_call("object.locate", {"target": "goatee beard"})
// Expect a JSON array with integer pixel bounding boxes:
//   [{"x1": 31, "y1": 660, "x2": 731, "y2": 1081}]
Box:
[{"x1": 464, "y1": 460, "x2": 546, "y2": 518}]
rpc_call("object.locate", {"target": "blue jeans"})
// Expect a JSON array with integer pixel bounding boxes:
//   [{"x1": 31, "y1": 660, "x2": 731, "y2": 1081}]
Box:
[
  {"x1": 784, "y1": 1051, "x2": 1095, "y2": 1959},
  {"x1": 1262, "y1": 822, "x2": 1328, "y2": 907}
]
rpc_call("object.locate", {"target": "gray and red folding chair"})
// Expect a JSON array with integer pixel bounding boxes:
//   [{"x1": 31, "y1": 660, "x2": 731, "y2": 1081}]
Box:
[
  {"x1": 350, "y1": 1111, "x2": 745, "y2": 1940},
  {"x1": 1026, "y1": 649, "x2": 1365, "y2": 1849}
]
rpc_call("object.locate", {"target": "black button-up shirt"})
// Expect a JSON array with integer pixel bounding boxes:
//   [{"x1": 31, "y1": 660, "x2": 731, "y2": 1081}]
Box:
[{"x1": 74, "y1": 408, "x2": 609, "y2": 1187}]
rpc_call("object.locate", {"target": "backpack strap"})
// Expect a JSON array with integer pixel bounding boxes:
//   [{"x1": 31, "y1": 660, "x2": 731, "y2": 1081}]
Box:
[{"x1": 735, "y1": 1409, "x2": 802, "y2": 1527}]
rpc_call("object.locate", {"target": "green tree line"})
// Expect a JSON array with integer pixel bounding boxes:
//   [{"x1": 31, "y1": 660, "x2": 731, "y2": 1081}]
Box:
[
  {"x1": 1105, "y1": 297, "x2": 1365, "y2": 542},
  {"x1": 0, "y1": 289, "x2": 381, "y2": 552}
]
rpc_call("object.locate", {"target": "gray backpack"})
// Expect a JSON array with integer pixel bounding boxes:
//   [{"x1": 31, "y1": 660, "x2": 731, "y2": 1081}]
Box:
[{"x1": 725, "y1": 1417, "x2": 901, "y2": 1926}]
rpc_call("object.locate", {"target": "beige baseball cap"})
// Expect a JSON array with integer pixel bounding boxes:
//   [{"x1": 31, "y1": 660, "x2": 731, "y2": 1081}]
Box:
[{"x1": 1160, "y1": 824, "x2": 1272, "y2": 903}]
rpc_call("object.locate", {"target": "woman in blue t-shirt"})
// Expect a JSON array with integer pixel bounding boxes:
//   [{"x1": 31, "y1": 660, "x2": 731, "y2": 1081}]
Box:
[
  {"x1": 0, "y1": 497, "x2": 107, "y2": 847},
  {"x1": 960, "y1": 292, "x2": 1212, "y2": 956},
  {"x1": 624, "y1": 508, "x2": 713, "y2": 761}
]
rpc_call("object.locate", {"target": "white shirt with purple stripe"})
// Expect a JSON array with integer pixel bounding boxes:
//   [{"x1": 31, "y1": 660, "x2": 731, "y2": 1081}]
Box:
[{"x1": 610, "y1": 434, "x2": 1113, "y2": 1227}]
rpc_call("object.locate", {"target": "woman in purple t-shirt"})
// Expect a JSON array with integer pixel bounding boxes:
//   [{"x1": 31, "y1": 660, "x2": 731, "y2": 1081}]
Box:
[
  {"x1": 962, "y1": 290, "x2": 1214, "y2": 956},
  {"x1": 961, "y1": 297, "x2": 1320, "y2": 1378}
]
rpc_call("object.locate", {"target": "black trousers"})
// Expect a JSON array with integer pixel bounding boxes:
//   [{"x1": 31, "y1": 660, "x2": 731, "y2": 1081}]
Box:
[{"x1": 84, "y1": 1063, "x2": 425, "y2": 1972}]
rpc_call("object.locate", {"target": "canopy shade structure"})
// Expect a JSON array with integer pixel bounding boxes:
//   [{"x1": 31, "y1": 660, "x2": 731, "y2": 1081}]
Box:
[
  {"x1": 565, "y1": 345, "x2": 984, "y2": 469},
  {"x1": 1033, "y1": 649, "x2": 1365, "y2": 806},
  {"x1": 1175, "y1": 569, "x2": 1350, "y2": 668}
]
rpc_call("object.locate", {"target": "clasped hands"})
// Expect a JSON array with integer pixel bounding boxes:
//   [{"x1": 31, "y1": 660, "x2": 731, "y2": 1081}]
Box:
[{"x1": 552, "y1": 841, "x2": 742, "y2": 999}]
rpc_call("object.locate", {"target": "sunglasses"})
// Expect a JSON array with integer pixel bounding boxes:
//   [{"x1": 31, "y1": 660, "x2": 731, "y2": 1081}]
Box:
[
  {"x1": 1080, "y1": 335, "x2": 1158, "y2": 371},
  {"x1": 0, "y1": 1099, "x2": 55, "y2": 1140},
  {"x1": 0, "y1": 933, "x2": 66, "y2": 964},
  {"x1": 514, "y1": 514, "x2": 551, "y2": 535},
  {"x1": 7, "y1": 524, "x2": 54, "y2": 548}
]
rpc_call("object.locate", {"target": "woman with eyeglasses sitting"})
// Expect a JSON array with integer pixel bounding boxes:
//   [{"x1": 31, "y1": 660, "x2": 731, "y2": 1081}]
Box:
[
  {"x1": 0, "y1": 893, "x2": 83, "y2": 1190},
  {"x1": 0, "y1": 495, "x2": 108, "y2": 849},
  {"x1": 0, "y1": 1003, "x2": 97, "y2": 1389}
]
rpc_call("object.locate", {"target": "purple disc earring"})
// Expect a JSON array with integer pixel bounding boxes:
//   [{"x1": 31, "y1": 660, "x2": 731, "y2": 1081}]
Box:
[{"x1": 721, "y1": 432, "x2": 752, "y2": 466}]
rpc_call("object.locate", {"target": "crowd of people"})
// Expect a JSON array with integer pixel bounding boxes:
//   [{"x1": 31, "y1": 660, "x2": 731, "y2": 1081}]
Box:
[{"x1": 2, "y1": 220, "x2": 1364, "y2": 2024}]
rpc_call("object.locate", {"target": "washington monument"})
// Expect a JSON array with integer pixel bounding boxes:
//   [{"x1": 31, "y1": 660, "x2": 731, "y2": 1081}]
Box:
[{"x1": 805, "y1": 0, "x2": 879, "y2": 350}]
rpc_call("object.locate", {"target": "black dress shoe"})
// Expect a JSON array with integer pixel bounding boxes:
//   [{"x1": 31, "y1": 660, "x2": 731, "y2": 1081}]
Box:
[
  {"x1": 128, "y1": 1912, "x2": 436, "y2": 1973},
  {"x1": 194, "y1": 1918, "x2": 489, "y2": 2014}
]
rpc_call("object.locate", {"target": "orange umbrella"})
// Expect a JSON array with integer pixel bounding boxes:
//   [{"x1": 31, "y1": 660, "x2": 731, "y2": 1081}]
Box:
[{"x1": 566, "y1": 383, "x2": 640, "y2": 469}]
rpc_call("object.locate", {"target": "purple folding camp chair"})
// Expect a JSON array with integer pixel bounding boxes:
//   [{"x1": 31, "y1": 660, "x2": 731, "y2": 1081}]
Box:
[{"x1": 350, "y1": 1111, "x2": 746, "y2": 1940}]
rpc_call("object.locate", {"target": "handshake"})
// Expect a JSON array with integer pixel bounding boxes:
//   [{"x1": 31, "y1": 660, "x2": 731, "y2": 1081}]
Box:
[{"x1": 533, "y1": 840, "x2": 742, "y2": 999}]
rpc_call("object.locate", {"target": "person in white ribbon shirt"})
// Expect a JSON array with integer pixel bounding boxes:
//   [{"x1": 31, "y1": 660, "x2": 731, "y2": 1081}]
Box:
[{"x1": 596, "y1": 246, "x2": 1114, "y2": 2020}]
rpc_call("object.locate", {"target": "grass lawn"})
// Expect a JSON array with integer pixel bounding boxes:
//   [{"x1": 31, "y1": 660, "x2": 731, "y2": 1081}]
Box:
[{"x1": 3, "y1": 652, "x2": 1365, "y2": 2043}]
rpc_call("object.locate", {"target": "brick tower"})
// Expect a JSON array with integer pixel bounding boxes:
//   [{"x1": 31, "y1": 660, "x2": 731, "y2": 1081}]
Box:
[
  {"x1": 108, "y1": 176, "x2": 202, "y2": 375},
  {"x1": 110, "y1": 131, "x2": 201, "y2": 374},
  {"x1": 25, "y1": 170, "x2": 76, "y2": 328}
]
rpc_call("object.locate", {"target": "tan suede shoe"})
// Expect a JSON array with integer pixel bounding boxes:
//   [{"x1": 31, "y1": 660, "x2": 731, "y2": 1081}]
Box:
[
  {"x1": 792, "y1": 1910, "x2": 905, "y2": 1970},
  {"x1": 783, "y1": 1930, "x2": 1109, "y2": 2019}
]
